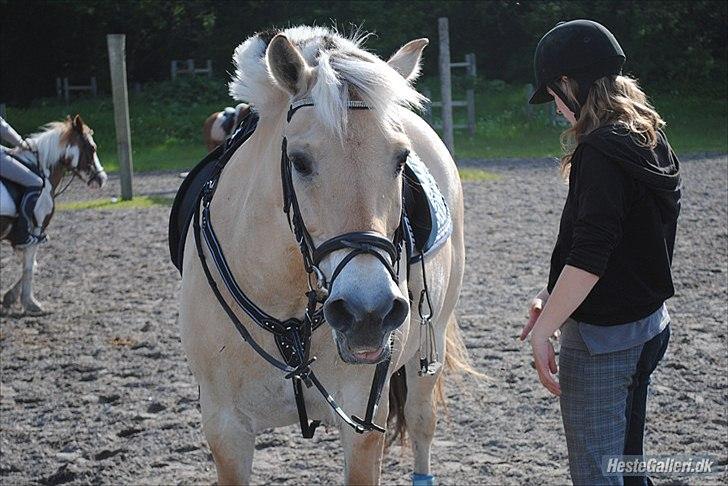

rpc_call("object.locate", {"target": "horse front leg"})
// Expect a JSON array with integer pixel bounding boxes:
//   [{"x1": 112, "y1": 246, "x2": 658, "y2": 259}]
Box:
[
  {"x1": 2, "y1": 259, "x2": 22, "y2": 308},
  {"x1": 403, "y1": 360, "x2": 440, "y2": 486},
  {"x1": 404, "y1": 311, "x2": 453, "y2": 486},
  {"x1": 341, "y1": 426, "x2": 386, "y2": 485},
  {"x1": 19, "y1": 245, "x2": 43, "y2": 314},
  {"x1": 200, "y1": 393, "x2": 256, "y2": 485}
]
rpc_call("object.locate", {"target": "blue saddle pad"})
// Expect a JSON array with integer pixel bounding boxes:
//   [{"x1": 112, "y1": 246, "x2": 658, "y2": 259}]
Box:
[{"x1": 403, "y1": 152, "x2": 453, "y2": 263}]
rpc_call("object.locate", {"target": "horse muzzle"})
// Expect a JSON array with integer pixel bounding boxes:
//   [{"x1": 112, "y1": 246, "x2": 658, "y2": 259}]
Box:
[
  {"x1": 88, "y1": 170, "x2": 108, "y2": 189},
  {"x1": 334, "y1": 330, "x2": 393, "y2": 364},
  {"x1": 323, "y1": 263, "x2": 409, "y2": 364}
]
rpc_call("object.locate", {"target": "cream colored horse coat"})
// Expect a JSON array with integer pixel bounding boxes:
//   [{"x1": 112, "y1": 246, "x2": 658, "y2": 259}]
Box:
[{"x1": 178, "y1": 26, "x2": 466, "y2": 485}]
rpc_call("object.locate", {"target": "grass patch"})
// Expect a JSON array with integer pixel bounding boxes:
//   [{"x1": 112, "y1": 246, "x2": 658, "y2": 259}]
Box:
[
  {"x1": 57, "y1": 195, "x2": 173, "y2": 211},
  {"x1": 416, "y1": 79, "x2": 728, "y2": 160},
  {"x1": 458, "y1": 167, "x2": 500, "y2": 182},
  {"x1": 6, "y1": 77, "x2": 726, "y2": 174}
]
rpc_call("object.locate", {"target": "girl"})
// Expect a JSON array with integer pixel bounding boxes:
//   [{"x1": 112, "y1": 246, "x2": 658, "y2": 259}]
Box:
[{"x1": 520, "y1": 20, "x2": 681, "y2": 486}]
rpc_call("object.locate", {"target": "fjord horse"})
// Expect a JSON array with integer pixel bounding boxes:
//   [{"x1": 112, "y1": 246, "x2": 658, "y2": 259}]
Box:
[
  {"x1": 0, "y1": 115, "x2": 107, "y2": 313},
  {"x1": 178, "y1": 27, "x2": 469, "y2": 484}
]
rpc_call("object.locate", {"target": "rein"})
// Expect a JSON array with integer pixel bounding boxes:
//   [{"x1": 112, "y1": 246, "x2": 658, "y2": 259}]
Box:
[
  {"x1": 194, "y1": 99, "x2": 413, "y2": 438},
  {"x1": 53, "y1": 172, "x2": 77, "y2": 198}
]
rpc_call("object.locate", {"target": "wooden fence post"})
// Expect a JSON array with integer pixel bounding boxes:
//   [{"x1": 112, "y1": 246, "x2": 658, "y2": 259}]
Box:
[
  {"x1": 438, "y1": 17, "x2": 454, "y2": 154},
  {"x1": 465, "y1": 53, "x2": 477, "y2": 137},
  {"x1": 107, "y1": 34, "x2": 134, "y2": 201}
]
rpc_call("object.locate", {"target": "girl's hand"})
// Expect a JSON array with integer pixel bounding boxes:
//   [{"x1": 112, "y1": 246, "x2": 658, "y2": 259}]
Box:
[
  {"x1": 520, "y1": 288, "x2": 549, "y2": 340},
  {"x1": 530, "y1": 330, "x2": 561, "y2": 396}
]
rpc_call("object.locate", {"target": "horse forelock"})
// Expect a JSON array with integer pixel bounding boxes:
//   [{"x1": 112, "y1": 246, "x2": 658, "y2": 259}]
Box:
[{"x1": 229, "y1": 25, "x2": 424, "y2": 138}]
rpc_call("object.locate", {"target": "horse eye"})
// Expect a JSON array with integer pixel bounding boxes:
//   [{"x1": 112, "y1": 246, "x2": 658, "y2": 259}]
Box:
[{"x1": 290, "y1": 154, "x2": 313, "y2": 176}]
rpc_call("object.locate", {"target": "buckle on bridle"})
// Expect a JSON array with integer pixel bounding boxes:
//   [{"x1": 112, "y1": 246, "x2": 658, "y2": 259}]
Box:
[
  {"x1": 307, "y1": 266, "x2": 329, "y2": 301},
  {"x1": 284, "y1": 356, "x2": 317, "y2": 383},
  {"x1": 350, "y1": 415, "x2": 386, "y2": 434}
]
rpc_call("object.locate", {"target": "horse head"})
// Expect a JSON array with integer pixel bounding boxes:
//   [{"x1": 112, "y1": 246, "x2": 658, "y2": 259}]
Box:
[
  {"x1": 243, "y1": 29, "x2": 430, "y2": 364},
  {"x1": 58, "y1": 115, "x2": 108, "y2": 189}
]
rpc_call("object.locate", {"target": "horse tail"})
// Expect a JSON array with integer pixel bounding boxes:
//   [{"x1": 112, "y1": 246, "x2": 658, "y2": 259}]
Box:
[
  {"x1": 442, "y1": 314, "x2": 481, "y2": 379},
  {"x1": 387, "y1": 315, "x2": 480, "y2": 445},
  {"x1": 387, "y1": 366, "x2": 408, "y2": 445}
]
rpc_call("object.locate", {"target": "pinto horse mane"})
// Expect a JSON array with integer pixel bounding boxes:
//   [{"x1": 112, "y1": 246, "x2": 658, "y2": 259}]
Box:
[
  {"x1": 25, "y1": 119, "x2": 79, "y2": 174},
  {"x1": 229, "y1": 25, "x2": 425, "y2": 138}
]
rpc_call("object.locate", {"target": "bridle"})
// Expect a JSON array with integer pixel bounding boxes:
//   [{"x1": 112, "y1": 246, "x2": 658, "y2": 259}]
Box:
[
  {"x1": 281, "y1": 98, "x2": 406, "y2": 301},
  {"x1": 194, "y1": 98, "x2": 412, "y2": 438}
]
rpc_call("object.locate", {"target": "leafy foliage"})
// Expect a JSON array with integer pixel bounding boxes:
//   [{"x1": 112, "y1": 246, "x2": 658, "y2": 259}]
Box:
[
  {"x1": 6, "y1": 78, "x2": 725, "y2": 174},
  {"x1": 0, "y1": 1, "x2": 725, "y2": 103}
]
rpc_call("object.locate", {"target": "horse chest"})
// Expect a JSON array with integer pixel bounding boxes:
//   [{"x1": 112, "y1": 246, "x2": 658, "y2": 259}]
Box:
[{"x1": 233, "y1": 368, "x2": 337, "y2": 432}]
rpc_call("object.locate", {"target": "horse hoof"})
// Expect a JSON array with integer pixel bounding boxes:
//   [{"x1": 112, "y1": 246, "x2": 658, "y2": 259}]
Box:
[
  {"x1": 2, "y1": 291, "x2": 19, "y2": 308},
  {"x1": 22, "y1": 301, "x2": 44, "y2": 315},
  {"x1": 412, "y1": 473, "x2": 436, "y2": 486}
]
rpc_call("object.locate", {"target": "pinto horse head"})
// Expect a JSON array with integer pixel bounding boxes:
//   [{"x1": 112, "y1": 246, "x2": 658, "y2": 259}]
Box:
[{"x1": 58, "y1": 114, "x2": 108, "y2": 189}]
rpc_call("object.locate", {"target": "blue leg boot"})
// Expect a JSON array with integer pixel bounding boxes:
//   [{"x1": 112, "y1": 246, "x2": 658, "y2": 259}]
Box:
[{"x1": 412, "y1": 473, "x2": 436, "y2": 486}]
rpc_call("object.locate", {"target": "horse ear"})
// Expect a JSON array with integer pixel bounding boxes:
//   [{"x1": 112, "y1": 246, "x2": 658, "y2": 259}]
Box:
[
  {"x1": 73, "y1": 114, "x2": 84, "y2": 132},
  {"x1": 387, "y1": 38, "x2": 429, "y2": 81},
  {"x1": 266, "y1": 34, "x2": 312, "y2": 96}
]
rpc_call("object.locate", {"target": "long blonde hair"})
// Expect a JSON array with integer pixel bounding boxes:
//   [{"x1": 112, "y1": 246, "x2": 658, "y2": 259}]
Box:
[{"x1": 559, "y1": 74, "x2": 665, "y2": 178}]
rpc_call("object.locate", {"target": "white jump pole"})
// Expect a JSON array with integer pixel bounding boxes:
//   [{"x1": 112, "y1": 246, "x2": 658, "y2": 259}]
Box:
[{"x1": 107, "y1": 34, "x2": 134, "y2": 201}]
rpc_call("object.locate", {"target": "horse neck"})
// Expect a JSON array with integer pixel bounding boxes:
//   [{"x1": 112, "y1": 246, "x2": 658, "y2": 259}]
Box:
[
  {"x1": 211, "y1": 112, "x2": 309, "y2": 316},
  {"x1": 48, "y1": 164, "x2": 66, "y2": 193},
  {"x1": 28, "y1": 129, "x2": 65, "y2": 177}
]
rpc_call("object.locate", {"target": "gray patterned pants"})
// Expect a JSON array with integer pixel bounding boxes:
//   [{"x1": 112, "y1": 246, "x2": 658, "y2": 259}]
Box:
[{"x1": 559, "y1": 325, "x2": 671, "y2": 485}]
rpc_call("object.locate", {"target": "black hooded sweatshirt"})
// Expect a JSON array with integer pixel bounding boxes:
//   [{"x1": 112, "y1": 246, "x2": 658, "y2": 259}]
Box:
[{"x1": 547, "y1": 124, "x2": 681, "y2": 325}]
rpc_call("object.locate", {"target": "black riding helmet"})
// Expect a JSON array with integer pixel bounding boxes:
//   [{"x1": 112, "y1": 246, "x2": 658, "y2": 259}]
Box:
[{"x1": 529, "y1": 19, "x2": 625, "y2": 119}]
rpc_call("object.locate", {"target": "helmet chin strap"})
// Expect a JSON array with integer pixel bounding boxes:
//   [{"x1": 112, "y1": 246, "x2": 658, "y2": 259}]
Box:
[{"x1": 548, "y1": 81, "x2": 582, "y2": 121}]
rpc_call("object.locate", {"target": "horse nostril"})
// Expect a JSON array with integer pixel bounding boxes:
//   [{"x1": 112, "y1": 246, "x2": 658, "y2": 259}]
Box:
[
  {"x1": 324, "y1": 294, "x2": 409, "y2": 333},
  {"x1": 323, "y1": 298, "x2": 354, "y2": 330},
  {"x1": 383, "y1": 296, "x2": 409, "y2": 331}
]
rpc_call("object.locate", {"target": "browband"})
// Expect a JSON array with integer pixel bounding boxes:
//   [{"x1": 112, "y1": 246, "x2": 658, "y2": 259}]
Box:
[{"x1": 287, "y1": 98, "x2": 371, "y2": 122}]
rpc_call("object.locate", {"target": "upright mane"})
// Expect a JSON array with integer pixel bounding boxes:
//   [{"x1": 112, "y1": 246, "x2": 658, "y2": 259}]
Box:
[
  {"x1": 229, "y1": 26, "x2": 425, "y2": 137},
  {"x1": 27, "y1": 121, "x2": 73, "y2": 173}
]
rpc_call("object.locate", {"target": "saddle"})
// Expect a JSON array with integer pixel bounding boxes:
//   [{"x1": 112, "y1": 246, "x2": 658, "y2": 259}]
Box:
[
  {"x1": 220, "y1": 107, "x2": 237, "y2": 134},
  {"x1": 169, "y1": 111, "x2": 452, "y2": 274},
  {"x1": 0, "y1": 153, "x2": 45, "y2": 244}
]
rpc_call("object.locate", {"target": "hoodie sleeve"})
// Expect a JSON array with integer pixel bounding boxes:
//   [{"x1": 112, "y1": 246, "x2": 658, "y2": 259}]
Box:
[
  {"x1": 566, "y1": 144, "x2": 632, "y2": 277},
  {"x1": 1, "y1": 117, "x2": 24, "y2": 147}
]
